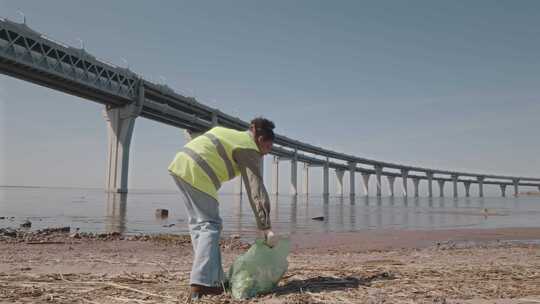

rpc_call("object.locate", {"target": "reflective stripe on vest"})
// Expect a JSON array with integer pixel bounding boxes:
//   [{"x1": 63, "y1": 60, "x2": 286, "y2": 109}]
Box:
[
  {"x1": 203, "y1": 133, "x2": 235, "y2": 180},
  {"x1": 182, "y1": 147, "x2": 221, "y2": 190},
  {"x1": 168, "y1": 126, "x2": 260, "y2": 199}
]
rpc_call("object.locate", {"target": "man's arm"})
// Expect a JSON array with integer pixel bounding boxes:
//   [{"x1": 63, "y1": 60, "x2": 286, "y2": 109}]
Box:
[{"x1": 233, "y1": 149, "x2": 271, "y2": 230}]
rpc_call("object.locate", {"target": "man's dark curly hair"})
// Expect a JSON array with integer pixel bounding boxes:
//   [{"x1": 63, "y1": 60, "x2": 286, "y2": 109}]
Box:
[{"x1": 250, "y1": 117, "x2": 275, "y2": 141}]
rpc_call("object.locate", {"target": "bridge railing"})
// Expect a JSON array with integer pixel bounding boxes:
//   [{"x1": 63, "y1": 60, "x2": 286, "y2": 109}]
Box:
[{"x1": 0, "y1": 19, "x2": 138, "y2": 105}]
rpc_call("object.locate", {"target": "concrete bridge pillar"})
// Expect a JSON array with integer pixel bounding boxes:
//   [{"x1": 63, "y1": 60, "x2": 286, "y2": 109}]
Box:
[
  {"x1": 323, "y1": 158, "x2": 329, "y2": 196},
  {"x1": 361, "y1": 173, "x2": 370, "y2": 197},
  {"x1": 290, "y1": 150, "x2": 298, "y2": 196},
  {"x1": 103, "y1": 83, "x2": 144, "y2": 193},
  {"x1": 401, "y1": 169, "x2": 409, "y2": 197},
  {"x1": 302, "y1": 163, "x2": 310, "y2": 195},
  {"x1": 336, "y1": 169, "x2": 345, "y2": 197},
  {"x1": 437, "y1": 180, "x2": 445, "y2": 197},
  {"x1": 464, "y1": 181, "x2": 472, "y2": 197},
  {"x1": 477, "y1": 176, "x2": 484, "y2": 197},
  {"x1": 500, "y1": 184, "x2": 507, "y2": 197},
  {"x1": 451, "y1": 174, "x2": 459, "y2": 198},
  {"x1": 349, "y1": 162, "x2": 356, "y2": 197},
  {"x1": 105, "y1": 193, "x2": 127, "y2": 233},
  {"x1": 211, "y1": 110, "x2": 218, "y2": 126},
  {"x1": 271, "y1": 156, "x2": 279, "y2": 195},
  {"x1": 426, "y1": 171, "x2": 434, "y2": 197},
  {"x1": 375, "y1": 165, "x2": 383, "y2": 197},
  {"x1": 513, "y1": 179, "x2": 520, "y2": 197},
  {"x1": 387, "y1": 176, "x2": 395, "y2": 197},
  {"x1": 412, "y1": 177, "x2": 420, "y2": 197}
]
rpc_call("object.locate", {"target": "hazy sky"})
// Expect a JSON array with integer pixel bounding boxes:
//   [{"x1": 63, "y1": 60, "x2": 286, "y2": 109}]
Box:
[{"x1": 1, "y1": 1, "x2": 539, "y2": 196}]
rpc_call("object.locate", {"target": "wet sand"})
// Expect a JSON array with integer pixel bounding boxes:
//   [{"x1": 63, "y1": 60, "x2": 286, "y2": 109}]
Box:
[
  {"x1": 1, "y1": 227, "x2": 539, "y2": 303},
  {"x1": 290, "y1": 227, "x2": 540, "y2": 252}
]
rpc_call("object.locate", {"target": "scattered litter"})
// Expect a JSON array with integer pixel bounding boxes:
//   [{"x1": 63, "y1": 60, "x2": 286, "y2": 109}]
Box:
[{"x1": 37, "y1": 227, "x2": 70, "y2": 234}]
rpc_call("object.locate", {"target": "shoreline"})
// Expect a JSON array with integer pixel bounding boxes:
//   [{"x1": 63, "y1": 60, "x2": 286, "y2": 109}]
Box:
[
  {"x1": 289, "y1": 226, "x2": 540, "y2": 252},
  {"x1": 3, "y1": 225, "x2": 540, "y2": 249}
]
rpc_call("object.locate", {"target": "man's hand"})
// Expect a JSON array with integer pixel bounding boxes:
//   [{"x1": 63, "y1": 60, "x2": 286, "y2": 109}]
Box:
[{"x1": 263, "y1": 229, "x2": 278, "y2": 248}]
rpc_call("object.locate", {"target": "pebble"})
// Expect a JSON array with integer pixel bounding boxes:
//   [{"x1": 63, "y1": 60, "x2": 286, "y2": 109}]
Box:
[{"x1": 155, "y1": 209, "x2": 169, "y2": 218}]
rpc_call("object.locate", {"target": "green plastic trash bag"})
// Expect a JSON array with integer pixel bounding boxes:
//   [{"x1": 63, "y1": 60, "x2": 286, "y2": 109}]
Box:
[{"x1": 228, "y1": 238, "x2": 290, "y2": 299}]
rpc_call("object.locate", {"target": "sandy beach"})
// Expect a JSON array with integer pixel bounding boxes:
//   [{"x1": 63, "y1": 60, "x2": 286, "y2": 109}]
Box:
[{"x1": 1, "y1": 227, "x2": 539, "y2": 304}]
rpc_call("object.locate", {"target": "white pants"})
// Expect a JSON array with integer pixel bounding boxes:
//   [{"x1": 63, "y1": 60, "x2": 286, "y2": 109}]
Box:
[{"x1": 172, "y1": 175, "x2": 224, "y2": 287}]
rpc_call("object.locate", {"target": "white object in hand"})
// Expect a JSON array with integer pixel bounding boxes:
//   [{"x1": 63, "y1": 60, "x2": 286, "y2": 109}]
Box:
[{"x1": 263, "y1": 229, "x2": 278, "y2": 247}]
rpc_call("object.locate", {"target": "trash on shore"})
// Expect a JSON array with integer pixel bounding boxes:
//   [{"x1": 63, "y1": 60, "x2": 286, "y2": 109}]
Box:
[
  {"x1": 0, "y1": 227, "x2": 249, "y2": 250},
  {"x1": 0, "y1": 228, "x2": 17, "y2": 238},
  {"x1": 37, "y1": 226, "x2": 70, "y2": 234}
]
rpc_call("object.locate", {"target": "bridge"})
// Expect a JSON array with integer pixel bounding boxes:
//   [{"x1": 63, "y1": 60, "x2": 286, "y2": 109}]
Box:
[{"x1": 1, "y1": 18, "x2": 539, "y2": 198}]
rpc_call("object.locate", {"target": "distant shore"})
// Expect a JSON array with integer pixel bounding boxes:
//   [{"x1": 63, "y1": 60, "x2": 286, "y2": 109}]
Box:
[{"x1": 1, "y1": 226, "x2": 540, "y2": 303}]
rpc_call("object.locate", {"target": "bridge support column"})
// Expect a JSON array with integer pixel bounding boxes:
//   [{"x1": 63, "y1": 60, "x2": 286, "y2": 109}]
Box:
[
  {"x1": 211, "y1": 111, "x2": 218, "y2": 126},
  {"x1": 323, "y1": 159, "x2": 329, "y2": 196},
  {"x1": 105, "y1": 193, "x2": 127, "y2": 233},
  {"x1": 302, "y1": 163, "x2": 309, "y2": 195},
  {"x1": 375, "y1": 165, "x2": 383, "y2": 197},
  {"x1": 336, "y1": 169, "x2": 345, "y2": 197},
  {"x1": 464, "y1": 181, "x2": 471, "y2": 197},
  {"x1": 272, "y1": 156, "x2": 279, "y2": 195},
  {"x1": 500, "y1": 184, "x2": 507, "y2": 197},
  {"x1": 477, "y1": 176, "x2": 484, "y2": 197},
  {"x1": 412, "y1": 177, "x2": 420, "y2": 197},
  {"x1": 452, "y1": 174, "x2": 459, "y2": 198},
  {"x1": 438, "y1": 180, "x2": 445, "y2": 197},
  {"x1": 361, "y1": 173, "x2": 370, "y2": 197},
  {"x1": 513, "y1": 179, "x2": 520, "y2": 197},
  {"x1": 290, "y1": 151, "x2": 298, "y2": 196},
  {"x1": 387, "y1": 176, "x2": 395, "y2": 197},
  {"x1": 103, "y1": 83, "x2": 144, "y2": 193},
  {"x1": 401, "y1": 169, "x2": 409, "y2": 197},
  {"x1": 426, "y1": 171, "x2": 434, "y2": 197},
  {"x1": 349, "y1": 162, "x2": 356, "y2": 197}
]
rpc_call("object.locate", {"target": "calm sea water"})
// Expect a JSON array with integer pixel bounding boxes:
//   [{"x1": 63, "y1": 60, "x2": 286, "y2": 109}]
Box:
[{"x1": 1, "y1": 187, "x2": 539, "y2": 238}]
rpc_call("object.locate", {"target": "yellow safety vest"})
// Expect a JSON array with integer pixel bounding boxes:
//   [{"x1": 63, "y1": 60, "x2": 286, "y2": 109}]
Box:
[{"x1": 168, "y1": 126, "x2": 260, "y2": 200}]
